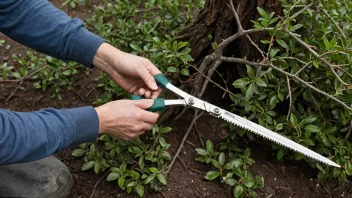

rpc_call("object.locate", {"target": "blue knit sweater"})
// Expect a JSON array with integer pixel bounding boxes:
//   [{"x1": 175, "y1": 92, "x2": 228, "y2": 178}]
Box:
[{"x1": 0, "y1": 0, "x2": 105, "y2": 164}]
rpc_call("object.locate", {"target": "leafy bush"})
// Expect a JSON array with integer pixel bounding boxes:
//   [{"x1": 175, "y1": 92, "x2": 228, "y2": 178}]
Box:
[
  {"x1": 73, "y1": 124, "x2": 172, "y2": 197},
  {"x1": 230, "y1": 0, "x2": 352, "y2": 185},
  {"x1": 196, "y1": 140, "x2": 263, "y2": 198},
  {"x1": 86, "y1": 0, "x2": 201, "y2": 104}
]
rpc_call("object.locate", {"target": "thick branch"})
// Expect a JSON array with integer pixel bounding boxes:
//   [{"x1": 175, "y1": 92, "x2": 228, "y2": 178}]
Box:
[{"x1": 220, "y1": 57, "x2": 352, "y2": 112}]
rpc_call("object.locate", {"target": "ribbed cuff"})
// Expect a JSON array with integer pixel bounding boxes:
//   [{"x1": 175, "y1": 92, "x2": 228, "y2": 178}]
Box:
[
  {"x1": 68, "y1": 27, "x2": 105, "y2": 68},
  {"x1": 67, "y1": 106, "x2": 99, "y2": 146}
]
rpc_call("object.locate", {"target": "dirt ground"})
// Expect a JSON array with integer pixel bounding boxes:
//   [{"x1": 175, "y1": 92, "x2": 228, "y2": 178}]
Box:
[{"x1": 0, "y1": 1, "x2": 351, "y2": 197}]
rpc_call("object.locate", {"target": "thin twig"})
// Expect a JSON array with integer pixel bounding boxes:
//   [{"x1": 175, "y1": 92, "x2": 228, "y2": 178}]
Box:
[
  {"x1": 186, "y1": 141, "x2": 196, "y2": 148},
  {"x1": 287, "y1": 30, "x2": 349, "y2": 86},
  {"x1": 177, "y1": 157, "x2": 189, "y2": 173},
  {"x1": 220, "y1": 57, "x2": 352, "y2": 111},
  {"x1": 5, "y1": 66, "x2": 49, "y2": 102},
  {"x1": 294, "y1": 61, "x2": 312, "y2": 76},
  {"x1": 189, "y1": 64, "x2": 235, "y2": 97},
  {"x1": 316, "y1": 6, "x2": 346, "y2": 38},
  {"x1": 165, "y1": 110, "x2": 199, "y2": 173},
  {"x1": 199, "y1": 60, "x2": 222, "y2": 97},
  {"x1": 194, "y1": 121, "x2": 204, "y2": 148},
  {"x1": 286, "y1": 76, "x2": 292, "y2": 120},
  {"x1": 279, "y1": 57, "x2": 307, "y2": 65},
  {"x1": 227, "y1": 0, "x2": 243, "y2": 31},
  {"x1": 246, "y1": 35, "x2": 266, "y2": 59},
  {"x1": 6, "y1": 81, "x2": 23, "y2": 102},
  {"x1": 70, "y1": 86, "x2": 86, "y2": 102},
  {"x1": 290, "y1": 2, "x2": 314, "y2": 19},
  {"x1": 89, "y1": 171, "x2": 110, "y2": 198}
]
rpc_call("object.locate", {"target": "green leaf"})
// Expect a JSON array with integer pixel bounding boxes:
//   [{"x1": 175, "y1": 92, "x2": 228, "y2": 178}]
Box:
[
  {"x1": 161, "y1": 151, "x2": 171, "y2": 160},
  {"x1": 149, "y1": 167, "x2": 159, "y2": 173},
  {"x1": 234, "y1": 185, "x2": 244, "y2": 198},
  {"x1": 167, "y1": 67, "x2": 177, "y2": 72},
  {"x1": 289, "y1": 24, "x2": 303, "y2": 32},
  {"x1": 205, "y1": 171, "x2": 220, "y2": 180},
  {"x1": 135, "y1": 185, "x2": 144, "y2": 198},
  {"x1": 269, "y1": 48, "x2": 280, "y2": 59},
  {"x1": 157, "y1": 174, "x2": 167, "y2": 185},
  {"x1": 232, "y1": 158, "x2": 243, "y2": 168},
  {"x1": 118, "y1": 177, "x2": 125, "y2": 189},
  {"x1": 290, "y1": 114, "x2": 298, "y2": 127},
  {"x1": 206, "y1": 140, "x2": 214, "y2": 153},
  {"x1": 72, "y1": 149, "x2": 85, "y2": 157},
  {"x1": 257, "y1": 7, "x2": 268, "y2": 19},
  {"x1": 178, "y1": 47, "x2": 191, "y2": 55},
  {"x1": 233, "y1": 78, "x2": 250, "y2": 88},
  {"x1": 255, "y1": 78, "x2": 267, "y2": 87},
  {"x1": 246, "y1": 65, "x2": 255, "y2": 78},
  {"x1": 245, "y1": 83, "x2": 255, "y2": 101},
  {"x1": 81, "y1": 161, "x2": 95, "y2": 171},
  {"x1": 346, "y1": 161, "x2": 352, "y2": 176},
  {"x1": 180, "y1": 68, "x2": 190, "y2": 76},
  {"x1": 276, "y1": 39, "x2": 289, "y2": 49},
  {"x1": 159, "y1": 137, "x2": 167, "y2": 147},
  {"x1": 218, "y1": 152, "x2": 225, "y2": 166},
  {"x1": 107, "y1": 172, "x2": 120, "y2": 181},
  {"x1": 211, "y1": 159, "x2": 222, "y2": 169},
  {"x1": 304, "y1": 115, "x2": 317, "y2": 124},
  {"x1": 195, "y1": 148, "x2": 208, "y2": 156},
  {"x1": 94, "y1": 162, "x2": 101, "y2": 174},
  {"x1": 144, "y1": 174, "x2": 156, "y2": 184},
  {"x1": 159, "y1": 127, "x2": 172, "y2": 133},
  {"x1": 304, "y1": 125, "x2": 321, "y2": 133},
  {"x1": 277, "y1": 148, "x2": 285, "y2": 160},
  {"x1": 129, "y1": 43, "x2": 142, "y2": 52},
  {"x1": 245, "y1": 181, "x2": 254, "y2": 188},
  {"x1": 324, "y1": 38, "x2": 330, "y2": 50}
]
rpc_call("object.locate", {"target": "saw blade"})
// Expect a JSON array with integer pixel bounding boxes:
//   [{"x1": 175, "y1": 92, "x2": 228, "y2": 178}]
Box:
[{"x1": 217, "y1": 108, "x2": 340, "y2": 168}]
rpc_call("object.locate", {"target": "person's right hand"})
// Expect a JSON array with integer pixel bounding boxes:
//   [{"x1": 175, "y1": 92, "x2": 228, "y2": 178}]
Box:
[{"x1": 95, "y1": 99, "x2": 159, "y2": 140}]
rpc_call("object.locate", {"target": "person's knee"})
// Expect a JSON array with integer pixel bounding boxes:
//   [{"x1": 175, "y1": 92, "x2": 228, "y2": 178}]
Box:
[{"x1": 0, "y1": 156, "x2": 73, "y2": 198}]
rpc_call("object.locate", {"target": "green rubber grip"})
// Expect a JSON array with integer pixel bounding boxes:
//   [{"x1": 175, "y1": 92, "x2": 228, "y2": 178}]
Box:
[
  {"x1": 154, "y1": 74, "x2": 169, "y2": 88},
  {"x1": 131, "y1": 95, "x2": 165, "y2": 112}
]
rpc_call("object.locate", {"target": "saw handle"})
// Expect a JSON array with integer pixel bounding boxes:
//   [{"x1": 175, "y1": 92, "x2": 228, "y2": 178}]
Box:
[{"x1": 131, "y1": 74, "x2": 169, "y2": 112}]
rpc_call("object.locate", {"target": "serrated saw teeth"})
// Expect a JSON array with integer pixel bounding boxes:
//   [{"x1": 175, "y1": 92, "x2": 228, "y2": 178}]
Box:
[{"x1": 216, "y1": 110, "x2": 340, "y2": 168}]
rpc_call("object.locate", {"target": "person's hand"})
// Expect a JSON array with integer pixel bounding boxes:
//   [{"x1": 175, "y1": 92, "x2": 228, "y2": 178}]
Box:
[
  {"x1": 95, "y1": 99, "x2": 159, "y2": 140},
  {"x1": 93, "y1": 43, "x2": 162, "y2": 99}
]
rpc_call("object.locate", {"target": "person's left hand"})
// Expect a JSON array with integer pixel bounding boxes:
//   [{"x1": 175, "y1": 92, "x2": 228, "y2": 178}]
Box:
[{"x1": 93, "y1": 43, "x2": 162, "y2": 99}]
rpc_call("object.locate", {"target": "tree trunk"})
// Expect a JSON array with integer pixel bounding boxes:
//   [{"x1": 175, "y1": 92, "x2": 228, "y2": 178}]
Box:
[{"x1": 176, "y1": 0, "x2": 282, "y2": 78}]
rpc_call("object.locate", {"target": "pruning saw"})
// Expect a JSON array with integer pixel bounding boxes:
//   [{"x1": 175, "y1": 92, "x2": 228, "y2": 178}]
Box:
[{"x1": 132, "y1": 74, "x2": 340, "y2": 168}]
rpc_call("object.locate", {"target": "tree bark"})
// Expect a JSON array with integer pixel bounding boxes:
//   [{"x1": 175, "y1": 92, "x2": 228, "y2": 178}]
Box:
[{"x1": 176, "y1": 0, "x2": 282, "y2": 78}]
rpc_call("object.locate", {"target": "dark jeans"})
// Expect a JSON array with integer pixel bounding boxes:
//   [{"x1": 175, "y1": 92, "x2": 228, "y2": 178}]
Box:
[{"x1": 0, "y1": 156, "x2": 73, "y2": 198}]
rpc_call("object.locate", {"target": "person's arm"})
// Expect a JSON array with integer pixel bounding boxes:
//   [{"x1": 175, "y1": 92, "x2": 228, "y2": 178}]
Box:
[
  {"x1": 0, "y1": 107, "x2": 99, "y2": 165},
  {"x1": 0, "y1": 0, "x2": 104, "y2": 67}
]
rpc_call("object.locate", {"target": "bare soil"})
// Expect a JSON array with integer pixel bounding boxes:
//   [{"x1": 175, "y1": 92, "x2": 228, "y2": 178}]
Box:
[{"x1": 0, "y1": 1, "x2": 351, "y2": 197}]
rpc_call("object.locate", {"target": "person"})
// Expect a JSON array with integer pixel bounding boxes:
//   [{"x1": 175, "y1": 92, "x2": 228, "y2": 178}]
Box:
[{"x1": 0, "y1": 0, "x2": 161, "y2": 197}]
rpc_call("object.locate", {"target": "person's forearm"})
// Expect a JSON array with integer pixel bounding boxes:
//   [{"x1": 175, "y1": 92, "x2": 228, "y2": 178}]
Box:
[
  {"x1": 0, "y1": 0, "x2": 104, "y2": 67},
  {"x1": 0, "y1": 107, "x2": 99, "y2": 165}
]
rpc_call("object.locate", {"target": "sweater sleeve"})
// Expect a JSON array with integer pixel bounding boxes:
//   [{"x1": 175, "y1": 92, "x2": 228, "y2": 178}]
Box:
[
  {"x1": 0, "y1": 0, "x2": 105, "y2": 67},
  {"x1": 0, "y1": 107, "x2": 99, "y2": 165}
]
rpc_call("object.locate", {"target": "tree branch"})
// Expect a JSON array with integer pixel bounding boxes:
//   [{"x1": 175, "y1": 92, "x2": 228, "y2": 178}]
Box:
[
  {"x1": 227, "y1": 0, "x2": 243, "y2": 31},
  {"x1": 220, "y1": 57, "x2": 352, "y2": 112},
  {"x1": 290, "y1": 2, "x2": 314, "y2": 19},
  {"x1": 287, "y1": 30, "x2": 349, "y2": 87},
  {"x1": 316, "y1": 6, "x2": 346, "y2": 38}
]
